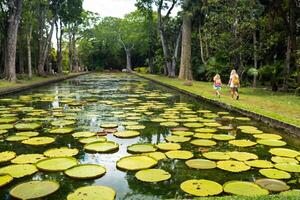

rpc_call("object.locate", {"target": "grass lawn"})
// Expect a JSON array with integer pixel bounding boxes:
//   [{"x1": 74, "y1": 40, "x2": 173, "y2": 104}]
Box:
[{"x1": 138, "y1": 74, "x2": 300, "y2": 128}]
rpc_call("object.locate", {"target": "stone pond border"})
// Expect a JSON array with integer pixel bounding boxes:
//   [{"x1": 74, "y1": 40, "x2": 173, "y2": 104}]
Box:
[
  {"x1": 134, "y1": 73, "x2": 300, "y2": 136},
  {"x1": 0, "y1": 72, "x2": 89, "y2": 96}
]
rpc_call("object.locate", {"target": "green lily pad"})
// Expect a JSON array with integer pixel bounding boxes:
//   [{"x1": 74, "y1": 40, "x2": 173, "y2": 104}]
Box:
[
  {"x1": 0, "y1": 174, "x2": 13, "y2": 187},
  {"x1": 183, "y1": 123, "x2": 204, "y2": 128},
  {"x1": 143, "y1": 152, "x2": 166, "y2": 161},
  {"x1": 241, "y1": 129, "x2": 263, "y2": 134},
  {"x1": 72, "y1": 131, "x2": 96, "y2": 138},
  {"x1": 244, "y1": 160, "x2": 274, "y2": 168},
  {"x1": 172, "y1": 131, "x2": 194, "y2": 137},
  {"x1": 190, "y1": 139, "x2": 217, "y2": 146},
  {"x1": 235, "y1": 117, "x2": 251, "y2": 121},
  {"x1": 223, "y1": 181, "x2": 269, "y2": 196},
  {"x1": 6, "y1": 135, "x2": 29, "y2": 142},
  {"x1": 180, "y1": 179, "x2": 223, "y2": 197},
  {"x1": 0, "y1": 151, "x2": 16, "y2": 163},
  {"x1": 10, "y1": 180, "x2": 60, "y2": 199},
  {"x1": 269, "y1": 148, "x2": 300, "y2": 158},
  {"x1": 49, "y1": 127, "x2": 74, "y2": 134},
  {"x1": 195, "y1": 128, "x2": 217, "y2": 133},
  {"x1": 100, "y1": 123, "x2": 118, "y2": 128},
  {"x1": 22, "y1": 137, "x2": 55, "y2": 146},
  {"x1": 114, "y1": 130, "x2": 140, "y2": 138},
  {"x1": 257, "y1": 139, "x2": 286, "y2": 147},
  {"x1": 64, "y1": 164, "x2": 106, "y2": 179},
  {"x1": 160, "y1": 122, "x2": 179, "y2": 127},
  {"x1": 217, "y1": 160, "x2": 251, "y2": 172},
  {"x1": 79, "y1": 136, "x2": 107, "y2": 144},
  {"x1": 67, "y1": 186, "x2": 116, "y2": 200},
  {"x1": 259, "y1": 169, "x2": 291, "y2": 179},
  {"x1": 11, "y1": 154, "x2": 46, "y2": 164},
  {"x1": 165, "y1": 135, "x2": 191, "y2": 143},
  {"x1": 194, "y1": 133, "x2": 213, "y2": 139},
  {"x1": 229, "y1": 140, "x2": 257, "y2": 147},
  {"x1": 126, "y1": 125, "x2": 145, "y2": 130},
  {"x1": 0, "y1": 124, "x2": 14, "y2": 130},
  {"x1": 0, "y1": 130, "x2": 8, "y2": 134},
  {"x1": 127, "y1": 144, "x2": 157, "y2": 153},
  {"x1": 186, "y1": 159, "x2": 217, "y2": 169},
  {"x1": 36, "y1": 157, "x2": 78, "y2": 172},
  {"x1": 51, "y1": 120, "x2": 76, "y2": 126},
  {"x1": 254, "y1": 134, "x2": 282, "y2": 140},
  {"x1": 202, "y1": 152, "x2": 230, "y2": 160},
  {"x1": 274, "y1": 163, "x2": 300, "y2": 172},
  {"x1": 117, "y1": 155, "x2": 158, "y2": 171},
  {"x1": 44, "y1": 147, "x2": 79, "y2": 157},
  {"x1": 0, "y1": 117, "x2": 18, "y2": 124},
  {"x1": 280, "y1": 189, "x2": 300, "y2": 196},
  {"x1": 15, "y1": 123, "x2": 41, "y2": 131},
  {"x1": 16, "y1": 131, "x2": 39, "y2": 137},
  {"x1": 227, "y1": 151, "x2": 258, "y2": 161},
  {"x1": 271, "y1": 156, "x2": 299, "y2": 164},
  {"x1": 165, "y1": 150, "x2": 193, "y2": 160},
  {"x1": 255, "y1": 179, "x2": 290, "y2": 192},
  {"x1": 156, "y1": 143, "x2": 181, "y2": 151},
  {"x1": 212, "y1": 134, "x2": 235, "y2": 141},
  {"x1": 0, "y1": 164, "x2": 38, "y2": 178},
  {"x1": 135, "y1": 169, "x2": 171, "y2": 182},
  {"x1": 84, "y1": 141, "x2": 119, "y2": 153}
]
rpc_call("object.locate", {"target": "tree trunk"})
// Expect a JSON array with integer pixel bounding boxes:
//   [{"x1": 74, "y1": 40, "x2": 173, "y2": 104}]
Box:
[
  {"x1": 4, "y1": 0, "x2": 23, "y2": 82},
  {"x1": 253, "y1": 31, "x2": 258, "y2": 87},
  {"x1": 179, "y1": 13, "x2": 192, "y2": 81},
  {"x1": 18, "y1": 37, "x2": 24, "y2": 74},
  {"x1": 159, "y1": 29, "x2": 171, "y2": 76},
  {"x1": 199, "y1": 26, "x2": 207, "y2": 66},
  {"x1": 56, "y1": 20, "x2": 63, "y2": 74},
  {"x1": 171, "y1": 26, "x2": 182, "y2": 78},
  {"x1": 72, "y1": 32, "x2": 79, "y2": 72},
  {"x1": 37, "y1": 18, "x2": 55, "y2": 76},
  {"x1": 125, "y1": 49, "x2": 132, "y2": 71},
  {"x1": 68, "y1": 27, "x2": 73, "y2": 73},
  {"x1": 284, "y1": 36, "x2": 291, "y2": 90},
  {"x1": 27, "y1": 24, "x2": 32, "y2": 79}
]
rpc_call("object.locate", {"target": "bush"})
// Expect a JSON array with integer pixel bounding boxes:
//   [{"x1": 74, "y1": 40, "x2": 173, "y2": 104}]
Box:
[{"x1": 134, "y1": 67, "x2": 149, "y2": 74}]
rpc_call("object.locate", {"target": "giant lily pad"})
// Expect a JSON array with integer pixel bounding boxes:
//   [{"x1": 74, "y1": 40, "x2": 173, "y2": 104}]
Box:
[
  {"x1": 143, "y1": 152, "x2": 166, "y2": 161},
  {"x1": 22, "y1": 137, "x2": 55, "y2": 146},
  {"x1": 100, "y1": 123, "x2": 118, "y2": 128},
  {"x1": 190, "y1": 139, "x2": 217, "y2": 146},
  {"x1": 11, "y1": 154, "x2": 45, "y2": 164},
  {"x1": 259, "y1": 169, "x2": 291, "y2": 179},
  {"x1": 0, "y1": 164, "x2": 38, "y2": 178},
  {"x1": 67, "y1": 186, "x2": 116, "y2": 200},
  {"x1": 183, "y1": 123, "x2": 204, "y2": 128},
  {"x1": 213, "y1": 134, "x2": 235, "y2": 141},
  {"x1": 254, "y1": 134, "x2": 282, "y2": 140},
  {"x1": 36, "y1": 157, "x2": 78, "y2": 172},
  {"x1": 51, "y1": 120, "x2": 76, "y2": 127},
  {"x1": 79, "y1": 136, "x2": 107, "y2": 144},
  {"x1": 165, "y1": 150, "x2": 193, "y2": 160},
  {"x1": 49, "y1": 127, "x2": 74, "y2": 134},
  {"x1": 126, "y1": 125, "x2": 145, "y2": 130},
  {"x1": 117, "y1": 155, "x2": 157, "y2": 171},
  {"x1": 84, "y1": 141, "x2": 119, "y2": 153},
  {"x1": 255, "y1": 179, "x2": 290, "y2": 192},
  {"x1": 227, "y1": 151, "x2": 258, "y2": 161},
  {"x1": 229, "y1": 140, "x2": 257, "y2": 147},
  {"x1": 0, "y1": 151, "x2": 16, "y2": 163},
  {"x1": 241, "y1": 129, "x2": 263, "y2": 134},
  {"x1": 185, "y1": 159, "x2": 217, "y2": 169},
  {"x1": 172, "y1": 131, "x2": 194, "y2": 137},
  {"x1": 244, "y1": 160, "x2": 273, "y2": 168},
  {"x1": 180, "y1": 179, "x2": 223, "y2": 197},
  {"x1": 271, "y1": 156, "x2": 299, "y2": 164},
  {"x1": 0, "y1": 174, "x2": 13, "y2": 187},
  {"x1": 269, "y1": 148, "x2": 300, "y2": 158},
  {"x1": 0, "y1": 124, "x2": 14, "y2": 130},
  {"x1": 16, "y1": 131, "x2": 39, "y2": 137},
  {"x1": 0, "y1": 117, "x2": 18, "y2": 124},
  {"x1": 114, "y1": 130, "x2": 140, "y2": 138},
  {"x1": 274, "y1": 163, "x2": 300, "y2": 172},
  {"x1": 44, "y1": 147, "x2": 79, "y2": 157},
  {"x1": 280, "y1": 189, "x2": 300, "y2": 196},
  {"x1": 160, "y1": 122, "x2": 179, "y2": 127},
  {"x1": 195, "y1": 128, "x2": 217, "y2": 133},
  {"x1": 223, "y1": 181, "x2": 269, "y2": 196},
  {"x1": 165, "y1": 135, "x2": 191, "y2": 143},
  {"x1": 135, "y1": 169, "x2": 171, "y2": 182},
  {"x1": 10, "y1": 180, "x2": 60, "y2": 199},
  {"x1": 127, "y1": 144, "x2": 157, "y2": 153},
  {"x1": 64, "y1": 164, "x2": 106, "y2": 179},
  {"x1": 156, "y1": 143, "x2": 181, "y2": 151},
  {"x1": 72, "y1": 131, "x2": 96, "y2": 138},
  {"x1": 217, "y1": 160, "x2": 250, "y2": 172},
  {"x1": 257, "y1": 139, "x2": 286, "y2": 147},
  {"x1": 6, "y1": 135, "x2": 29, "y2": 142},
  {"x1": 194, "y1": 133, "x2": 213, "y2": 139},
  {"x1": 15, "y1": 123, "x2": 41, "y2": 131},
  {"x1": 203, "y1": 152, "x2": 230, "y2": 160}
]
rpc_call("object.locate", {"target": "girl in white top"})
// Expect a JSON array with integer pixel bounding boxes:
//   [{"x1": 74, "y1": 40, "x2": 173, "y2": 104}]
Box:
[{"x1": 228, "y1": 69, "x2": 240, "y2": 100}]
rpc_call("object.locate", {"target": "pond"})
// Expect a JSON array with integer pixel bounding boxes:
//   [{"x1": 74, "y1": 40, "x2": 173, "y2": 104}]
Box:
[{"x1": 0, "y1": 73, "x2": 299, "y2": 199}]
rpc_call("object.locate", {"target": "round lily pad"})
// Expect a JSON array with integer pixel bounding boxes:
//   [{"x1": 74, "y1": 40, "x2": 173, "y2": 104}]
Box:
[
  {"x1": 15, "y1": 123, "x2": 41, "y2": 131},
  {"x1": 143, "y1": 152, "x2": 166, "y2": 161},
  {"x1": 165, "y1": 135, "x2": 191, "y2": 143},
  {"x1": 72, "y1": 131, "x2": 96, "y2": 138},
  {"x1": 0, "y1": 117, "x2": 18, "y2": 124},
  {"x1": 0, "y1": 124, "x2": 14, "y2": 130},
  {"x1": 229, "y1": 140, "x2": 257, "y2": 147},
  {"x1": 203, "y1": 122, "x2": 222, "y2": 127},
  {"x1": 259, "y1": 169, "x2": 291, "y2": 179},
  {"x1": 183, "y1": 123, "x2": 204, "y2": 128},
  {"x1": 64, "y1": 164, "x2": 106, "y2": 179},
  {"x1": 186, "y1": 159, "x2": 217, "y2": 169},
  {"x1": 114, "y1": 130, "x2": 140, "y2": 138},
  {"x1": 257, "y1": 139, "x2": 286, "y2": 147},
  {"x1": 165, "y1": 150, "x2": 193, "y2": 160},
  {"x1": 254, "y1": 134, "x2": 282, "y2": 140},
  {"x1": 44, "y1": 147, "x2": 79, "y2": 157},
  {"x1": 127, "y1": 144, "x2": 157, "y2": 153},
  {"x1": 269, "y1": 148, "x2": 300, "y2": 158},
  {"x1": 156, "y1": 143, "x2": 181, "y2": 151},
  {"x1": 84, "y1": 141, "x2": 119, "y2": 153},
  {"x1": 51, "y1": 120, "x2": 76, "y2": 126},
  {"x1": 271, "y1": 156, "x2": 299, "y2": 164},
  {"x1": 36, "y1": 157, "x2": 78, "y2": 172},
  {"x1": 11, "y1": 154, "x2": 45, "y2": 164},
  {"x1": 274, "y1": 163, "x2": 300, "y2": 172},
  {"x1": 227, "y1": 151, "x2": 258, "y2": 161},
  {"x1": 180, "y1": 179, "x2": 223, "y2": 197},
  {"x1": 202, "y1": 152, "x2": 230, "y2": 160},
  {"x1": 0, "y1": 151, "x2": 16, "y2": 163},
  {"x1": 255, "y1": 179, "x2": 290, "y2": 192},
  {"x1": 280, "y1": 189, "x2": 300, "y2": 196},
  {"x1": 100, "y1": 123, "x2": 118, "y2": 128},
  {"x1": 126, "y1": 125, "x2": 145, "y2": 130},
  {"x1": 67, "y1": 186, "x2": 116, "y2": 200},
  {"x1": 0, "y1": 174, "x2": 13, "y2": 187},
  {"x1": 0, "y1": 130, "x2": 8, "y2": 134},
  {"x1": 160, "y1": 122, "x2": 179, "y2": 127},
  {"x1": 117, "y1": 155, "x2": 158, "y2": 171},
  {"x1": 217, "y1": 160, "x2": 250, "y2": 172},
  {"x1": 135, "y1": 169, "x2": 171, "y2": 182},
  {"x1": 49, "y1": 127, "x2": 74, "y2": 134},
  {"x1": 212, "y1": 134, "x2": 235, "y2": 141},
  {"x1": 79, "y1": 136, "x2": 107, "y2": 144},
  {"x1": 22, "y1": 137, "x2": 55, "y2": 146},
  {"x1": 122, "y1": 121, "x2": 139, "y2": 126},
  {"x1": 223, "y1": 181, "x2": 269, "y2": 196},
  {"x1": 10, "y1": 180, "x2": 60, "y2": 199},
  {"x1": 244, "y1": 160, "x2": 274, "y2": 168},
  {"x1": 195, "y1": 128, "x2": 217, "y2": 133},
  {"x1": 190, "y1": 139, "x2": 217, "y2": 146},
  {"x1": 241, "y1": 129, "x2": 263, "y2": 134},
  {"x1": 16, "y1": 131, "x2": 39, "y2": 137},
  {"x1": 0, "y1": 164, "x2": 38, "y2": 178},
  {"x1": 6, "y1": 135, "x2": 29, "y2": 142},
  {"x1": 194, "y1": 133, "x2": 213, "y2": 139},
  {"x1": 172, "y1": 131, "x2": 194, "y2": 137}
]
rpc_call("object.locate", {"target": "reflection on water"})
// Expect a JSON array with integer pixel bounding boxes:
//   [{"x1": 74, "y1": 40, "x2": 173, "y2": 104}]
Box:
[{"x1": 0, "y1": 73, "x2": 299, "y2": 200}]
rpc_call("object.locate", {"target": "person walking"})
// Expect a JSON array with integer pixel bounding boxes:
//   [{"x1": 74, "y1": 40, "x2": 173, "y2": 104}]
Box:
[
  {"x1": 213, "y1": 74, "x2": 222, "y2": 98},
  {"x1": 228, "y1": 69, "x2": 240, "y2": 100}
]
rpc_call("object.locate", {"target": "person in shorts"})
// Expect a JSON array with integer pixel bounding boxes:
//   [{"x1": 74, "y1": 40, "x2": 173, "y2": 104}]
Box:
[
  {"x1": 213, "y1": 74, "x2": 222, "y2": 98},
  {"x1": 228, "y1": 69, "x2": 240, "y2": 100}
]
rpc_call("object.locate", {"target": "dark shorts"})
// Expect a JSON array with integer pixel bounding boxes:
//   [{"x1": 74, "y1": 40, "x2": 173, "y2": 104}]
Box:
[{"x1": 231, "y1": 87, "x2": 238, "y2": 92}]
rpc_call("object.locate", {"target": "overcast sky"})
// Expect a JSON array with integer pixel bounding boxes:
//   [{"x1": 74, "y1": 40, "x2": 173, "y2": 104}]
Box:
[{"x1": 83, "y1": 0, "x2": 181, "y2": 18}]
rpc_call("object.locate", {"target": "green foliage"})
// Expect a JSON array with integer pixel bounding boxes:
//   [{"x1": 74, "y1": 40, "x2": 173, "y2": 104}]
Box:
[{"x1": 134, "y1": 67, "x2": 149, "y2": 74}]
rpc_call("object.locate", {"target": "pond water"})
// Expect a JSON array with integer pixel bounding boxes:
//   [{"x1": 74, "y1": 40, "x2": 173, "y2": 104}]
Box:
[{"x1": 0, "y1": 73, "x2": 299, "y2": 199}]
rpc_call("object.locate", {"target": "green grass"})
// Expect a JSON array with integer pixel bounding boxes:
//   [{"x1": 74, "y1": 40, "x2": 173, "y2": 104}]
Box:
[
  {"x1": 138, "y1": 74, "x2": 300, "y2": 128},
  {"x1": 194, "y1": 195, "x2": 298, "y2": 200}
]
